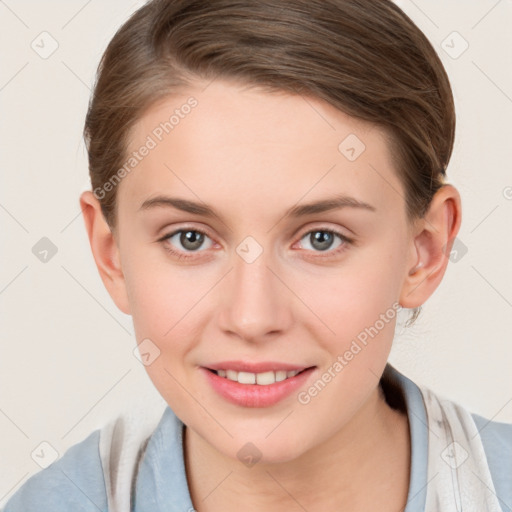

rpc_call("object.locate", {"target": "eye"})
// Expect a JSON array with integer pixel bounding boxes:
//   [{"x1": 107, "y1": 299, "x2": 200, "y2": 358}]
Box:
[
  {"x1": 157, "y1": 226, "x2": 353, "y2": 261},
  {"x1": 297, "y1": 228, "x2": 353, "y2": 255},
  {"x1": 158, "y1": 228, "x2": 214, "y2": 258}
]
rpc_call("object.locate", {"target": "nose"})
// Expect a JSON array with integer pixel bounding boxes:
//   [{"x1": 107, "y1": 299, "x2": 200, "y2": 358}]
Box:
[{"x1": 217, "y1": 249, "x2": 293, "y2": 343}]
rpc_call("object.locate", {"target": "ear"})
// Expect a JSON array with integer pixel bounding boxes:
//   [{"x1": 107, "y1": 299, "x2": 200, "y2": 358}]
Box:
[
  {"x1": 399, "y1": 184, "x2": 462, "y2": 308},
  {"x1": 79, "y1": 191, "x2": 131, "y2": 315}
]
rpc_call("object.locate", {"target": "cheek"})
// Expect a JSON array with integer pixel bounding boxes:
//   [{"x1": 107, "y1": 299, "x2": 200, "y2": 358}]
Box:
[
  {"x1": 122, "y1": 256, "x2": 208, "y2": 415},
  {"x1": 294, "y1": 257, "x2": 401, "y2": 345},
  {"x1": 121, "y1": 241, "x2": 189, "y2": 326},
  {"x1": 123, "y1": 251, "x2": 217, "y2": 361}
]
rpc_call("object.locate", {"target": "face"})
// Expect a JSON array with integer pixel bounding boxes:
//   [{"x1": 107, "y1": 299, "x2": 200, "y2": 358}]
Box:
[{"x1": 113, "y1": 79, "x2": 416, "y2": 463}]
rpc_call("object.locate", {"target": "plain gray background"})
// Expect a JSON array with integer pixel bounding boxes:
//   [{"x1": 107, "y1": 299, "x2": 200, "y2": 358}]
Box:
[{"x1": 1, "y1": 0, "x2": 511, "y2": 505}]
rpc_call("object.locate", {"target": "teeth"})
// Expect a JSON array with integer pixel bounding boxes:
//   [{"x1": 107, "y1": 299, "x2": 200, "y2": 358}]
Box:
[
  {"x1": 214, "y1": 369, "x2": 302, "y2": 385},
  {"x1": 257, "y1": 371, "x2": 276, "y2": 385},
  {"x1": 226, "y1": 369, "x2": 238, "y2": 381},
  {"x1": 238, "y1": 371, "x2": 256, "y2": 384},
  {"x1": 275, "y1": 370, "x2": 288, "y2": 382}
]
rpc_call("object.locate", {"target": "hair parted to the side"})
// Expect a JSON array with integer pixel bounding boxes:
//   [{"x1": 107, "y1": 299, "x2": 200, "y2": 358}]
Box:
[{"x1": 83, "y1": 0, "x2": 456, "y2": 326}]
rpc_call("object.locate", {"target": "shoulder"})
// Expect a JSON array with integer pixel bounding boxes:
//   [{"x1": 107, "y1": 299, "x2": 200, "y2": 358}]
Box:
[
  {"x1": 471, "y1": 412, "x2": 512, "y2": 504},
  {"x1": 2, "y1": 429, "x2": 108, "y2": 512},
  {"x1": 472, "y1": 412, "x2": 512, "y2": 451},
  {"x1": 2, "y1": 394, "x2": 170, "y2": 512}
]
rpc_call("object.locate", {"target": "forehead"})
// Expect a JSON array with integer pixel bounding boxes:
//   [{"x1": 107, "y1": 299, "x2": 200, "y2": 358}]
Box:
[{"x1": 120, "y1": 79, "x2": 403, "y2": 219}]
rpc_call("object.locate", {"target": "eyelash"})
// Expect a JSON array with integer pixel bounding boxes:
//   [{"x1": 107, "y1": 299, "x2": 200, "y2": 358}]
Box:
[{"x1": 157, "y1": 227, "x2": 354, "y2": 261}]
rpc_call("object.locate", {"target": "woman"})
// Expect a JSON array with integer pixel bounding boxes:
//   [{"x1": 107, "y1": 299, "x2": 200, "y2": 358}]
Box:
[{"x1": 4, "y1": 0, "x2": 511, "y2": 511}]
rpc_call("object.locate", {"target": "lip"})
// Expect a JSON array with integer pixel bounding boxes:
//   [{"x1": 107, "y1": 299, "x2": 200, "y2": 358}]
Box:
[
  {"x1": 201, "y1": 365, "x2": 316, "y2": 408},
  {"x1": 206, "y1": 360, "x2": 310, "y2": 373}
]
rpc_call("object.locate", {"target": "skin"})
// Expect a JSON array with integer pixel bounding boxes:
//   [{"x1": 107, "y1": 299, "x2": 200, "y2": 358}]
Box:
[{"x1": 81, "y1": 79, "x2": 461, "y2": 511}]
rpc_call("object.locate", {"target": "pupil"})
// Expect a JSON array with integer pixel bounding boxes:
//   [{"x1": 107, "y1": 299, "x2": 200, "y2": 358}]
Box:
[
  {"x1": 181, "y1": 231, "x2": 204, "y2": 250},
  {"x1": 311, "y1": 231, "x2": 333, "y2": 251}
]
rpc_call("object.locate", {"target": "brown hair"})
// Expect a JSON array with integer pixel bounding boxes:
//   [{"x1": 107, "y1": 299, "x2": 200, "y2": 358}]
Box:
[{"x1": 83, "y1": 0, "x2": 456, "y2": 325}]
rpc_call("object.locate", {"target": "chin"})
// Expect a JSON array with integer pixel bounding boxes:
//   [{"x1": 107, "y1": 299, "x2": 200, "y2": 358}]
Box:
[{"x1": 219, "y1": 434, "x2": 308, "y2": 467}]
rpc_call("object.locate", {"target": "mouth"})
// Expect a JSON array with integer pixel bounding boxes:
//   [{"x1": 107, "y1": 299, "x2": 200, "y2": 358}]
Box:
[
  {"x1": 201, "y1": 364, "x2": 317, "y2": 408},
  {"x1": 205, "y1": 367, "x2": 313, "y2": 385}
]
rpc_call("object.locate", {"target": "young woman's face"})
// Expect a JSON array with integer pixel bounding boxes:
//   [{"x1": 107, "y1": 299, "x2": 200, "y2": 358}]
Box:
[{"x1": 115, "y1": 79, "x2": 416, "y2": 462}]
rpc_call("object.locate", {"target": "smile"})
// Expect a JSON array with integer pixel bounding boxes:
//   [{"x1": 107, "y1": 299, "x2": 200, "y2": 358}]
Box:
[
  {"x1": 202, "y1": 366, "x2": 317, "y2": 407},
  {"x1": 209, "y1": 368, "x2": 304, "y2": 385}
]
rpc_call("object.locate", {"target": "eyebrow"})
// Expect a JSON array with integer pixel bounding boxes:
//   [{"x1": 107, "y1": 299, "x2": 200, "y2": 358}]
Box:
[{"x1": 139, "y1": 194, "x2": 376, "y2": 219}]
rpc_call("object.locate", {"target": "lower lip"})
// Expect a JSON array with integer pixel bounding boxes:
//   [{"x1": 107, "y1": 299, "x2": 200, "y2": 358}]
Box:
[{"x1": 201, "y1": 367, "x2": 316, "y2": 408}]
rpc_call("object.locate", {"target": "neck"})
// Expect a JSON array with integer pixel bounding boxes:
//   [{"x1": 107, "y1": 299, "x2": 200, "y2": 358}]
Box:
[{"x1": 184, "y1": 384, "x2": 411, "y2": 512}]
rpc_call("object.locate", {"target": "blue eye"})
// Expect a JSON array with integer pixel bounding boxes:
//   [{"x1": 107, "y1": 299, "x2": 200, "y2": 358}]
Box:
[
  {"x1": 298, "y1": 229, "x2": 353, "y2": 254},
  {"x1": 160, "y1": 228, "x2": 214, "y2": 258},
  {"x1": 158, "y1": 227, "x2": 353, "y2": 261}
]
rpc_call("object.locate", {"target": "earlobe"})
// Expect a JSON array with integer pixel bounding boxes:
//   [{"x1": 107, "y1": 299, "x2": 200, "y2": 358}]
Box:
[
  {"x1": 79, "y1": 191, "x2": 131, "y2": 315},
  {"x1": 399, "y1": 184, "x2": 462, "y2": 308}
]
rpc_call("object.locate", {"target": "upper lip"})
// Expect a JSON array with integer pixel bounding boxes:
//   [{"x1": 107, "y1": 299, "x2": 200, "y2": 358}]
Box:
[{"x1": 205, "y1": 361, "x2": 314, "y2": 373}]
